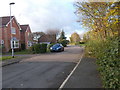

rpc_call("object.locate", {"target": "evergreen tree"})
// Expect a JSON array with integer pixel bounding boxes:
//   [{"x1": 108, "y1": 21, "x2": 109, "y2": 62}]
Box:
[
  {"x1": 59, "y1": 30, "x2": 66, "y2": 41},
  {"x1": 58, "y1": 30, "x2": 68, "y2": 47}
]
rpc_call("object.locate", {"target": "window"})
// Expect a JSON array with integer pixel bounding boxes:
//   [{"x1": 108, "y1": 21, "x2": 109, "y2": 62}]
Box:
[
  {"x1": 28, "y1": 41, "x2": 32, "y2": 47},
  {"x1": 11, "y1": 40, "x2": 19, "y2": 48},
  {"x1": 0, "y1": 40, "x2": 4, "y2": 45},
  {"x1": 0, "y1": 40, "x2": 4, "y2": 48},
  {"x1": 28, "y1": 32, "x2": 30, "y2": 37},
  {"x1": 11, "y1": 27, "x2": 16, "y2": 34}
]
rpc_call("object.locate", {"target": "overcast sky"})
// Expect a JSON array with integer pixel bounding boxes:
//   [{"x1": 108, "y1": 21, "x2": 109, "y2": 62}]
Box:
[{"x1": 0, "y1": 0, "x2": 88, "y2": 39}]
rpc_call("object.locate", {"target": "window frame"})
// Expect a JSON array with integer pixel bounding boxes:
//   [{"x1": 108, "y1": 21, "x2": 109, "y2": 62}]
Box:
[
  {"x1": 11, "y1": 40, "x2": 19, "y2": 49},
  {"x1": 11, "y1": 27, "x2": 16, "y2": 34}
]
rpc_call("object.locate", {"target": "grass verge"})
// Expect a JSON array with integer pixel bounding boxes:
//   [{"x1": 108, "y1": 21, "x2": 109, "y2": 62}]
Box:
[
  {"x1": 0, "y1": 56, "x2": 17, "y2": 61},
  {"x1": 3, "y1": 50, "x2": 32, "y2": 55}
]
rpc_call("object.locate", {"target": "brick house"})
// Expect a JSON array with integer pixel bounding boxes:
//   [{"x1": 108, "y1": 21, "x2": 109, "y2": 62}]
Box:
[
  {"x1": 0, "y1": 16, "x2": 21, "y2": 52},
  {"x1": 20, "y1": 24, "x2": 33, "y2": 49},
  {"x1": 38, "y1": 34, "x2": 56, "y2": 44}
]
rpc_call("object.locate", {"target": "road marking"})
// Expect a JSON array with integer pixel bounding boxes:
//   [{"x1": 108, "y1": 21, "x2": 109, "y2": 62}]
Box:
[{"x1": 58, "y1": 48, "x2": 84, "y2": 90}]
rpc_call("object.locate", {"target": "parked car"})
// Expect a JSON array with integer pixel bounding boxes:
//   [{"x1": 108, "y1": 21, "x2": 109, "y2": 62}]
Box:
[{"x1": 50, "y1": 43, "x2": 64, "y2": 52}]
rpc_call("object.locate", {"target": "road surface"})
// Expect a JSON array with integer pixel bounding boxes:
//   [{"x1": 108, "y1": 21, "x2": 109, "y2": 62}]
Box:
[{"x1": 2, "y1": 46, "x2": 83, "y2": 88}]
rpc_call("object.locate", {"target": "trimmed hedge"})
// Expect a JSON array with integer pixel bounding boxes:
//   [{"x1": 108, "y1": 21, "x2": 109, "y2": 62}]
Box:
[
  {"x1": 85, "y1": 36, "x2": 119, "y2": 88},
  {"x1": 34, "y1": 44, "x2": 41, "y2": 53},
  {"x1": 39, "y1": 43, "x2": 47, "y2": 53},
  {"x1": 30, "y1": 43, "x2": 47, "y2": 53}
]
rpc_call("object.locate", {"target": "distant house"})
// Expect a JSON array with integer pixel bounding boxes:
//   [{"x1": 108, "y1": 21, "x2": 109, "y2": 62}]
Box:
[
  {"x1": 38, "y1": 34, "x2": 56, "y2": 44},
  {"x1": 0, "y1": 16, "x2": 21, "y2": 52},
  {"x1": 20, "y1": 25, "x2": 33, "y2": 49}
]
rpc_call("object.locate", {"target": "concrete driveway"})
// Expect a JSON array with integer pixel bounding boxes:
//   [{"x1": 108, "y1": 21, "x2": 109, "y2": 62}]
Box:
[{"x1": 2, "y1": 46, "x2": 83, "y2": 88}]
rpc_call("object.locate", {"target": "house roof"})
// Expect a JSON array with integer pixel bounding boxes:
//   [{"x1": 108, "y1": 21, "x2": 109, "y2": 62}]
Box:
[
  {"x1": 38, "y1": 34, "x2": 56, "y2": 43},
  {"x1": 0, "y1": 16, "x2": 14, "y2": 27},
  {"x1": 0, "y1": 16, "x2": 22, "y2": 30},
  {"x1": 20, "y1": 25, "x2": 29, "y2": 32}
]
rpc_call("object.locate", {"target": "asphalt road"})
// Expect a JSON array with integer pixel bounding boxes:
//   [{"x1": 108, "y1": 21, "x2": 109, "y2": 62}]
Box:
[{"x1": 2, "y1": 46, "x2": 83, "y2": 88}]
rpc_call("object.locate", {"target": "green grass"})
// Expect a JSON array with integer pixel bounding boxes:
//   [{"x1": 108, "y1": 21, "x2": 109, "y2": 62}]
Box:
[
  {"x1": 0, "y1": 56, "x2": 17, "y2": 61},
  {"x1": 79, "y1": 43, "x2": 86, "y2": 47},
  {"x1": 3, "y1": 50, "x2": 32, "y2": 55},
  {"x1": 14, "y1": 50, "x2": 31, "y2": 54}
]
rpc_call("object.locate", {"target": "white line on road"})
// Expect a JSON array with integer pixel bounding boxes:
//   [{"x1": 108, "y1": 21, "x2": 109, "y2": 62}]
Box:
[{"x1": 58, "y1": 48, "x2": 84, "y2": 90}]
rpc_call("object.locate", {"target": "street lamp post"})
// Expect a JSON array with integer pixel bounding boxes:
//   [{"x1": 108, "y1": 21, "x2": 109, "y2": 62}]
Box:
[{"x1": 9, "y1": 2, "x2": 15, "y2": 58}]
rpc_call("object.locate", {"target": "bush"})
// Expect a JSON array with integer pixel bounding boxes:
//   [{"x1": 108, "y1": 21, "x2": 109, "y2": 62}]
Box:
[
  {"x1": 33, "y1": 44, "x2": 41, "y2": 53},
  {"x1": 21, "y1": 44, "x2": 26, "y2": 50},
  {"x1": 39, "y1": 43, "x2": 47, "y2": 53},
  {"x1": 75, "y1": 42, "x2": 80, "y2": 45},
  {"x1": 85, "y1": 36, "x2": 119, "y2": 88},
  {"x1": 30, "y1": 43, "x2": 47, "y2": 54},
  {"x1": 59, "y1": 39, "x2": 68, "y2": 47},
  {"x1": 29, "y1": 45, "x2": 34, "y2": 51}
]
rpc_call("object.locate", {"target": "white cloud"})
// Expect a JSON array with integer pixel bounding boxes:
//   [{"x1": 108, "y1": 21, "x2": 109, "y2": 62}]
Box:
[{"x1": 0, "y1": 0, "x2": 86, "y2": 38}]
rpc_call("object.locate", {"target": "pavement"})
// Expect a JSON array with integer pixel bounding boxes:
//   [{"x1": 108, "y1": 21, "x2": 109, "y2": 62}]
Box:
[
  {"x1": 2, "y1": 46, "x2": 102, "y2": 88},
  {"x1": 61, "y1": 57, "x2": 102, "y2": 88}
]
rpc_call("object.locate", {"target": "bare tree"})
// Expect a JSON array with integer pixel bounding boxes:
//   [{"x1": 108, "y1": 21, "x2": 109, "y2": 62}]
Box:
[{"x1": 46, "y1": 29, "x2": 60, "y2": 36}]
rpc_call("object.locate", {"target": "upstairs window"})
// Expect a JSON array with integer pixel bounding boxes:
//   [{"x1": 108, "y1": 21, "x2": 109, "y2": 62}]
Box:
[
  {"x1": 11, "y1": 27, "x2": 16, "y2": 34},
  {"x1": 28, "y1": 32, "x2": 30, "y2": 36}
]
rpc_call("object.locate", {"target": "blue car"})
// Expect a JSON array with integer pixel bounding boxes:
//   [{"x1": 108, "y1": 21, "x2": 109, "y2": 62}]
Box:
[{"x1": 50, "y1": 43, "x2": 64, "y2": 52}]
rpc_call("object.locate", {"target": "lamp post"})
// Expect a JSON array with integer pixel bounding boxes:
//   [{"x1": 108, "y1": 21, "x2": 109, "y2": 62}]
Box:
[{"x1": 9, "y1": 2, "x2": 15, "y2": 58}]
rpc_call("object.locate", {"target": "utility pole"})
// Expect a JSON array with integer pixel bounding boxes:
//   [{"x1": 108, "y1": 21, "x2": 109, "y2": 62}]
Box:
[{"x1": 9, "y1": 2, "x2": 15, "y2": 58}]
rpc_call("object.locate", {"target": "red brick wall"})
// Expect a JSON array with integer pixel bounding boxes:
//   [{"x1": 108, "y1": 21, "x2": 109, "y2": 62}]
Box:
[
  {"x1": 25, "y1": 26, "x2": 32, "y2": 49},
  {"x1": 20, "y1": 30, "x2": 25, "y2": 43},
  {"x1": 1, "y1": 18, "x2": 21, "y2": 52}
]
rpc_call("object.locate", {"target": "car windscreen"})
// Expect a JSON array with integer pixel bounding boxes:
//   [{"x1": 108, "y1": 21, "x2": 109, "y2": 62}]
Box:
[{"x1": 52, "y1": 44, "x2": 60, "y2": 48}]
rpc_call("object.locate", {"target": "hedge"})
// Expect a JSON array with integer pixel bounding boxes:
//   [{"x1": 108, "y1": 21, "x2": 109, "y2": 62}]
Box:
[
  {"x1": 85, "y1": 36, "x2": 119, "y2": 88},
  {"x1": 30, "y1": 43, "x2": 47, "y2": 53}
]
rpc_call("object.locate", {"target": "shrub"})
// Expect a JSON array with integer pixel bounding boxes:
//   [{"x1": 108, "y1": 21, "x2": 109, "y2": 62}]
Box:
[
  {"x1": 85, "y1": 36, "x2": 119, "y2": 88},
  {"x1": 30, "y1": 43, "x2": 47, "y2": 54},
  {"x1": 33, "y1": 44, "x2": 41, "y2": 53},
  {"x1": 59, "y1": 39, "x2": 68, "y2": 47},
  {"x1": 21, "y1": 44, "x2": 26, "y2": 50},
  {"x1": 28, "y1": 45, "x2": 35, "y2": 53},
  {"x1": 75, "y1": 42, "x2": 80, "y2": 45},
  {"x1": 39, "y1": 43, "x2": 47, "y2": 53}
]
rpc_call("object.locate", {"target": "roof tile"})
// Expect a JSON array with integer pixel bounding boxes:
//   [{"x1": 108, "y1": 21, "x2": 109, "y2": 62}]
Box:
[{"x1": 0, "y1": 16, "x2": 14, "y2": 26}]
